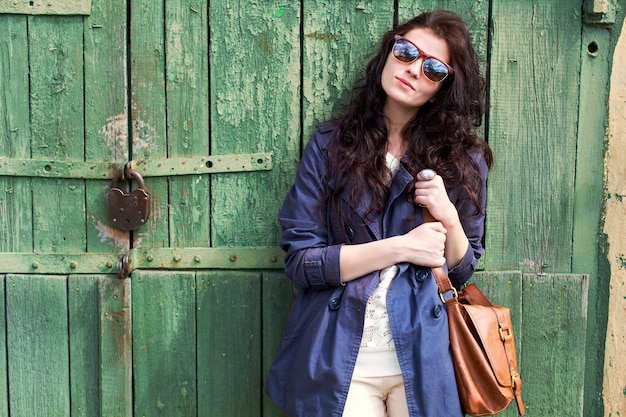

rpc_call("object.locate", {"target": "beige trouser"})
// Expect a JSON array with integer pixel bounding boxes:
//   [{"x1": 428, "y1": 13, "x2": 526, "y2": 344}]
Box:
[{"x1": 342, "y1": 374, "x2": 410, "y2": 417}]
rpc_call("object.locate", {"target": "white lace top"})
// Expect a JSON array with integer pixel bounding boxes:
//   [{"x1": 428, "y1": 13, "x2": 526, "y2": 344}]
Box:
[{"x1": 353, "y1": 153, "x2": 403, "y2": 377}]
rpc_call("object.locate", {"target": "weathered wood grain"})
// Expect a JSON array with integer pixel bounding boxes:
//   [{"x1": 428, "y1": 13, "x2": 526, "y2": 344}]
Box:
[
  {"x1": 0, "y1": 15, "x2": 32, "y2": 253},
  {"x1": 486, "y1": 1, "x2": 582, "y2": 273},
  {"x1": 6, "y1": 275, "x2": 70, "y2": 416},
  {"x1": 133, "y1": 271, "x2": 197, "y2": 416},
  {"x1": 166, "y1": 0, "x2": 211, "y2": 247},
  {"x1": 197, "y1": 271, "x2": 262, "y2": 416},
  {"x1": 209, "y1": 0, "x2": 300, "y2": 247},
  {"x1": 99, "y1": 276, "x2": 132, "y2": 417},
  {"x1": 29, "y1": 15, "x2": 86, "y2": 253},
  {"x1": 302, "y1": 0, "x2": 394, "y2": 140},
  {"x1": 84, "y1": 0, "x2": 130, "y2": 253},
  {"x1": 130, "y1": 0, "x2": 169, "y2": 248},
  {"x1": 521, "y1": 273, "x2": 589, "y2": 416},
  {"x1": 0, "y1": 275, "x2": 7, "y2": 415},
  {"x1": 68, "y1": 275, "x2": 101, "y2": 416},
  {"x1": 574, "y1": 25, "x2": 613, "y2": 417}
]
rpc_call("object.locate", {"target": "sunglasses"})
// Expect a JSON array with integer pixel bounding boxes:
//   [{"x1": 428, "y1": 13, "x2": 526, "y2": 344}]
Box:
[{"x1": 392, "y1": 35, "x2": 454, "y2": 83}]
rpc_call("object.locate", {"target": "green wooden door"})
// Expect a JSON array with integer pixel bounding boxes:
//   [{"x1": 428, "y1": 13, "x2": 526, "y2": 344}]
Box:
[{"x1": 0, "y1": 0, "x2": 621, "y2": 416}]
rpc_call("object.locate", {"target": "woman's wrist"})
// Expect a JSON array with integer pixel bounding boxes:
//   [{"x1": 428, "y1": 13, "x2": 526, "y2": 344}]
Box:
[{"x1": 439, "y1": 203, "x2": 461, "y2": 230}]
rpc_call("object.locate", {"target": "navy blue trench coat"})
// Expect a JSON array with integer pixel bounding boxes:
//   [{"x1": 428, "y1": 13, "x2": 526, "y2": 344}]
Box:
[{"x1": 265, "y1": 121, "x2": 488, "y2": 417}]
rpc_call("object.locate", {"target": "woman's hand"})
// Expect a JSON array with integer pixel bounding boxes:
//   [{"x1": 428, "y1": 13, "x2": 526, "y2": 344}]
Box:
[
  {"x1": 413, "y1": 171, "x2": 458, "y2": 227},
  {"x1": 414, "y1": 169, "x2": 469, "y2": 268},
  {"x1": 398, "y1": 222, "x2": 447, "y2": 267}
]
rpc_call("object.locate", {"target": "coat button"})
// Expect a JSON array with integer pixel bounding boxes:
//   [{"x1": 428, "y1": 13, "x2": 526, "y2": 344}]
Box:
[
  {"x1": 433, "y1": 304, "x2": 443, "y2": 318},
  {"x1": 415, "y1": 269, "x2": 430, "y2": 282},
  {"x1": 345, "y1": 226, "x2": 355, "y2": 240},
  {"x1": 328, "y1": 297, "x2": 341, "y2": 311}
]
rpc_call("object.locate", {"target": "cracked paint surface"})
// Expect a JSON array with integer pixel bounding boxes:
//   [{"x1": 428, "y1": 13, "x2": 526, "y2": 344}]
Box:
[{"x1": 603, "y1": 22, "x2": 626, "y2": 417}]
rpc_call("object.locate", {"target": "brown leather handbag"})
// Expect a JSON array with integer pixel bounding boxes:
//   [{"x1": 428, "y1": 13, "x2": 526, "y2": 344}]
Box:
[{"x1": 432, "y1": 266, "x2": 525, "y2": 416}]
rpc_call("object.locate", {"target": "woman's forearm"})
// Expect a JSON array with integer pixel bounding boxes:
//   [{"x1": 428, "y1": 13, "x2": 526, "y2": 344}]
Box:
[
  {"x1": 339, "y1": 239, "x2": 403, "y2": 283},
  {"x1": 339, "y1": 222, "x2": 449, "y2": 283}
]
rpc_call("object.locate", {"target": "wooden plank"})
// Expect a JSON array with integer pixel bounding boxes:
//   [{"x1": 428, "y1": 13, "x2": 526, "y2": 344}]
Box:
[
  {"x1": 471, "y1": 271, "x2": 523, "y2": 417},
  {"x1": 485, "y1": 1, "x2": 582, "y2": 272},
  {"x1": 84, "y1": 0, "x2": 130, "y2": 253},
  {"x1": 209, "y1": 0, "x2": 300, "y2": 247},
  {"x1": 197, "y1": 271, "x2": 262, "y2": 416},
  {"x1": 302, "y1": 0, "x2": 394, "y2": 139},
  {"x1": 68, "y1": 275, "x2": 101, "y2": 416},
  {"x1": 130, "y1": 0, "x2": 169, "y2": 248},
  {"x1": 0, "y1": 14, "x2": 32, "y2": 253},
  {"x1": 165, "y1": 0, "x2": 210, "y2": 247},
  {"x1": 0, "y1": 0, "x2": 92, "y2": 15},
  {"x1": 521, "y1": 273, "x2": 589, "y2": 416},
  {"x1": 262, "y1": 272, "x2": 298, "y2": 417},
  {"x1": 574, "y1": 25, "x2": 613, "y2": 417},
  {"x1": 99, "y1": 276, "x2": 132, "y2": 417},
  {"x1": 28, "y1": 15, "x2": 86, "y2": 253},
  {"x1": 6, "y1": 275, "x2": 70, "y2": 416},
  {"x1": 133, "y1": 271, "x2": 197, "y2": 417},
  {"x1": 0, "y1": 275, "x2": 7, "y2": 416}
]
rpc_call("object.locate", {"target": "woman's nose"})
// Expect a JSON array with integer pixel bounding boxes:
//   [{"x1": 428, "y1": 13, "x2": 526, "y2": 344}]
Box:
[{"x1": 406, "y1": 57, "x2": 424, "y2": 78}]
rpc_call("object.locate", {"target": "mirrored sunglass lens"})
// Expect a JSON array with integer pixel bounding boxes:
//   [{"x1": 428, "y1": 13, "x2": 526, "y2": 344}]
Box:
[
  {"x1": 393, "y1": 40, "x2": 418, "y2": 63},
  {"x1": 423, "y1": 58, "x2": 449, "y2": 82}
]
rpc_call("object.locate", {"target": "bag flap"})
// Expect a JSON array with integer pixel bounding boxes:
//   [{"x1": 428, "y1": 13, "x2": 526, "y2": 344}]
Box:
[
  {"x1": 460, "y1": 283, "x2": 492, "y2": 306},
  {"x1": 463, "y1": 304, "x2": 514, "y2": 387}
]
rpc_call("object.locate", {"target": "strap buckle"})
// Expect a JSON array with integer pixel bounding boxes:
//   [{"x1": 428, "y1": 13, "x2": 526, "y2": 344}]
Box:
[
  {"x1": 439, "y1": 287, "x2": 458, "y2": 303},
  {"x1": 499, "y1": 326, "x2": 512, "y2": 341}
]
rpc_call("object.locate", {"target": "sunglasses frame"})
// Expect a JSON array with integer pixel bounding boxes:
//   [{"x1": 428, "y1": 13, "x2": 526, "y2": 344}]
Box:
[{"x1": 392, "y1": 35, "x2": 454, "y2": 83}]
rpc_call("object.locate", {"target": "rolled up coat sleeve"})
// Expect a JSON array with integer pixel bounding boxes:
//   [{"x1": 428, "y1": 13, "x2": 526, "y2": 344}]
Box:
[
  {"x1": 447, "y1": 152, "x2": 489, "y2": 287},
  {"x1": 278, "y1": 126, "x2": 343, "y2": 289}
]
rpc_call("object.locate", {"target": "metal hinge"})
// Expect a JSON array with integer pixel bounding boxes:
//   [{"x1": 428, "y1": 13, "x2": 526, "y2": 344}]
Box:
[
  {"x1": 0, "y1": 153, "x2": 272, "y2": 179},
  {"x1": 115, "y1": 247, "x2": 284, "y2": 278},
  {"x1": 0, "y1": 247, "x2": 284, "y2": 276}
]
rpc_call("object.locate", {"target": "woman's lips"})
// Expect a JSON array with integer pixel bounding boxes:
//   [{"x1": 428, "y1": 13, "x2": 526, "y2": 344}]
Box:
[{"x1": 396, "y1": 77, "x2": 415, "y2": 90}]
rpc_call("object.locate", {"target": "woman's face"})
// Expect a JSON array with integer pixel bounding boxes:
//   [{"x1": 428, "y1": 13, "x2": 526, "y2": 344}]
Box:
[{"x1": 381, "y1": 27, "x2": 450, "y2": 115}]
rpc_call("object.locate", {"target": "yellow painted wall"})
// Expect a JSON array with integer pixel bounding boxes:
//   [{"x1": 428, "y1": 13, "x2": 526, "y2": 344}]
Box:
[{"x1": 603, "y1": 20, "x2": 626, "y2": 416}]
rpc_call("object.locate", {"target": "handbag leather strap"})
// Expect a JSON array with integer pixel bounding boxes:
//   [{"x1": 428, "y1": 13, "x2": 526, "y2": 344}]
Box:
[{"x1": 432, "y1": 266, "x2": 456, "y2": 303}]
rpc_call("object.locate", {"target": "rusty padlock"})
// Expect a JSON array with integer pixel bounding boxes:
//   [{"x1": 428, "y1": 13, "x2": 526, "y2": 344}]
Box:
[{"x1": 106, "y1": 168, "x2": 151, "y2": 231}]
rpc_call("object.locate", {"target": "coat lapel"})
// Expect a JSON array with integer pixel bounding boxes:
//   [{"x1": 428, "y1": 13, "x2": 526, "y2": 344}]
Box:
[{"x1": 329, "y1": 163, "x2": 415, "y2": 242}]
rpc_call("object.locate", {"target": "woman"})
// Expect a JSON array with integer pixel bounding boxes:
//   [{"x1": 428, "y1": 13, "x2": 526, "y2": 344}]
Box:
[{"x1": 265, "y1": 10, "x2": 492, "y2": 417}]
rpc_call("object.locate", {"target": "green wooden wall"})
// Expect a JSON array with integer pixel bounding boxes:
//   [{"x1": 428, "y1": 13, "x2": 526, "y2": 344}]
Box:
[{"x1": 0, "y1": 0, "x2": 623, "y2": 416}]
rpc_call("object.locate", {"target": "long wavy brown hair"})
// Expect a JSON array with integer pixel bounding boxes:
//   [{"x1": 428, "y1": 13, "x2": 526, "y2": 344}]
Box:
[{"x1": 327, "y1": 10, "x2": 493, "y2": 223}]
